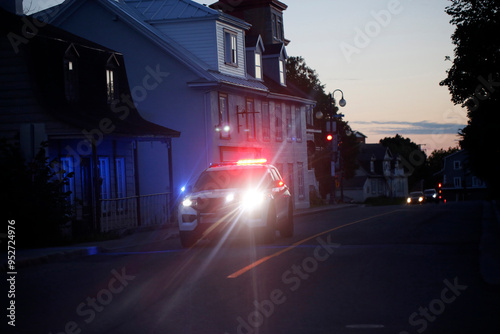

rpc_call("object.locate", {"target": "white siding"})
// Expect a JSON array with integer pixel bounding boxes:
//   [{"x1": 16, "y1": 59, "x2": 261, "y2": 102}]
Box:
[{"x1": 216, "y1": 21, "x2": 246, "y2": 78}]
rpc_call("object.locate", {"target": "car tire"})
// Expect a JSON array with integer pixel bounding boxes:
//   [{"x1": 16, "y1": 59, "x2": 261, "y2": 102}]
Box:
[
  {"x1": 256, "y1": 205, "x2": 276, "y2": 244},
  {"x1": 179, "y1": 229, "x2": 199, "y2": 248},
  {"x1": 279, "y1": 200, "x2": 294, "y2": 238}
]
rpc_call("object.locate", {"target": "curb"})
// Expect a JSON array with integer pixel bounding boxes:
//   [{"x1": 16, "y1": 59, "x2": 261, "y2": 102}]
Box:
[
  {"x1": 3, "y1": 246, "x2": 101, "y2": 271},
  {"x1": 3, "y1": 204, "x2": 357, "y2": 270}
]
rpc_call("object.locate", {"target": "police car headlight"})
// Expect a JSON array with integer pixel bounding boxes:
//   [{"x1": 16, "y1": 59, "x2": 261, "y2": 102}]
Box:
[
  {"x1": 242, "y1": 190, "x2": 266, "y2": 210},
  {"x1": 226, "y1": 193, "x2": 235, "y2": 203},
  {"x1": 407, "y1": 197, "x2": 411, "y2": 204},
  {"x1": 182, "y1": 198, "x2": 194, "y2": 207}
]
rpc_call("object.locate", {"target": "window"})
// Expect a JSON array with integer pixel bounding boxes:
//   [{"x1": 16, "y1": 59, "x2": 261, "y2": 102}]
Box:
[
  {"x1": 272, "y1": 13, "x2": 284, "y2": 41},
  {"x1": 371, "y1": 179, "x2": 377, "y2": 194},
  {"x1": 297, "y1": 162, "x2": 305, "y2": 199},
  {"x1": 99, "y1": 157, "x2": 111, "y2": 200},
  {"x1": 106, "y1": 69, "x2": 117, "y2": 103},
  {"x1": 64, "y1": 58, "x2": 78, "y2": 102},
  {"x1": 454, "y1": 177, "x2": 462, "y2": 188},
  {"x1": 285, "y1": 104, "x2": 292, "y2": 141},
  {"x1": 262, "y1": 101, "x2": 270, "y2": 141},
  {"x1": 60, "y1": 157, "x2": 75, "y2": 205},
  {"x1": 472, "y1": 176, "x2": 484, "y2": 188},
  {"x1": 218, "y1": 93, "x2": 230, "y2": 139},
  {"x1": 279, "y1": 60, "x2": 285, "y2": 85},
  {"x1": 295, "y1": 106, "x2": 302, "y2": 142},
  {"x1": 453, "y1": 160, "x2": 462, "y2": 170},
  {"x1": 255, "y1": 53, "x2": 262, "y2": 79},
  {"x1": 224, "y1": 30, "x2": 238, "y2": 66},
  {"x1": 275, "y1": 103, "x2": 283, "y2": 141},
  {"x1": 287, "y1": 163, "x2": 294, "y2": 197},
  {"x1": 115, "y1": 157, "x2": 126, "y2": 212},
  {"x1": 246, "y1": 98, "x2": 256, "y2": 140}
]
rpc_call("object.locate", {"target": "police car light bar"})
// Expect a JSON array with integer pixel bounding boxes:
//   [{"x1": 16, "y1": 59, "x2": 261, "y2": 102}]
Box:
[{"x1": 236, "y1": 158, "x2": 267, "y2": 165}]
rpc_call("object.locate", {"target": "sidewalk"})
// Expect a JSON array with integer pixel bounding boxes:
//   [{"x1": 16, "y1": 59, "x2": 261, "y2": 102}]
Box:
[
  {"x1": 480, "y1": 200, "x2": 500, "y2": 285},
  {"x1": 3, "y1": 203, "x2": 357, "y2": 270}
]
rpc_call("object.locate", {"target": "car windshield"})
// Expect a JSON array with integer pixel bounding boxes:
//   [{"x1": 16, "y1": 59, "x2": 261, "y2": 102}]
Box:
[
  {"x1": 424, "y1": 190, "x2": 436, "y2": 194},
  {"x1": 193, "y1": 167, "x2": 271, "y2": 192}
]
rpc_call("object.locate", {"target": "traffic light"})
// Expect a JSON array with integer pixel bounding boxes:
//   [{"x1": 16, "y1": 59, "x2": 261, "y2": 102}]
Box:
[
  {"x1": 326, "y1": 134, "x2": 333, "y2": 141},
  {"x1": 438, "y1": 182, "x2": 442, "y2": 199}
]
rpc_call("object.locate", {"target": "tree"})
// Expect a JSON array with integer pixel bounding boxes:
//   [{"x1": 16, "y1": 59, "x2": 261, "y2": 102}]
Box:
[
  {"x1": 440, "y1": 0, "x2": 500, "y2": 193},
  {"x1": 426, "y1": 146, "x2": 460, "y2": 188},
  {"x1": 380, "y1": 134, "x2": 427, "y2": 191},
  {"x1": 286, "y1": 56, "x2": 359, "y2": 200},
  {"x1": 1, "y1": 140, "x2": 74, "y2": 247},
  {"x1": 286, "y1": 56, "x2": 330, "y2": 114}
]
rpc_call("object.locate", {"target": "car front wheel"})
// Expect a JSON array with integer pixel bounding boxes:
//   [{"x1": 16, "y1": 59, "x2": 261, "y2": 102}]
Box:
[{"x1": 279, "y1": 200, "x2": 294, "y2": 238}]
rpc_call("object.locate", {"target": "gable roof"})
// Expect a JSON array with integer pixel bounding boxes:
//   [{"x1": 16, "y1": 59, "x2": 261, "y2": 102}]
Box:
[
  {"x1": 125, "y1": 0, "x2": 218, "y2": 20},
  {"x1": 124, "y1": 0, "x2": 251, "y2": 29},
  {"x1": 357, "y1": 144, "x2": 392, "y2": 176},
  {"x1": 245, "y1": 35, "x2": 265, "y2": 52}
]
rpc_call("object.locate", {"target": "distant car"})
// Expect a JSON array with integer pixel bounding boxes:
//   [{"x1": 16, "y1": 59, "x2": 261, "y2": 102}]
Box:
[
  {"x1": 407, "y1": 191, "x2": 424, "y2": 205},
  {"x1": 423, "y1": 189, "x2": 439, "y2": 203},
  {"x1": 178, "y1": 159, "x2": 294, "y2": 248}
]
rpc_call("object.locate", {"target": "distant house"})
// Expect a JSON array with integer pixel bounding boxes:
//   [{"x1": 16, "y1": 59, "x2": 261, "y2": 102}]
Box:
[
  {"x1": 438, "y1": 150, "x2": 488, "y2": 201},
  {"x1": 343, "y1": 143, "x2": 408, "y2": 202},
  {"x1": 0, "y1": 8, "x2": 180, "y2": 233},
  {"x1": 37, "y1": 0, "x2": 317, "y2": 209}
]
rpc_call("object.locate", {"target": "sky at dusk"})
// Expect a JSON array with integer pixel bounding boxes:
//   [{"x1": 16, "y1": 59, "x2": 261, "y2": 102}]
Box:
[
  {"x1": 25, "y1": 0, "x2": 465, "y2": 153},
  {"x1": 279, "y1": 0, "x2": 465, "y2": 153}
]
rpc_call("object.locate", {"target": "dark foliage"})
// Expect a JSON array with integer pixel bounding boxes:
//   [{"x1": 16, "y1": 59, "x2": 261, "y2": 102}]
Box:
[
  {"x1": 1, "y1": 139, "x2": 73, "y2": 248},
  {"x1": 440, "y1": 0, "x2": 500, "y2": 193}
]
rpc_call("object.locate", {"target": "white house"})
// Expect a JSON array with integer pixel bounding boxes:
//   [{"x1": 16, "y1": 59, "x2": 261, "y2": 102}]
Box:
[
  {"x1": 37, "y1": 0, "x2": 317, "y2": 209},
  {"x1": 343, "y1": 143, "x2": 408, "y2": 202}
]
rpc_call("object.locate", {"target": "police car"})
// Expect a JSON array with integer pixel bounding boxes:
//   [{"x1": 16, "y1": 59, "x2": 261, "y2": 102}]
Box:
[{"x1": 178, "y1": 159, "x2": 294, "y2": 248}]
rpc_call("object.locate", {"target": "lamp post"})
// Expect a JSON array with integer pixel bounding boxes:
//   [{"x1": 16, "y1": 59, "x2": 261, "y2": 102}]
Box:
[{"x1": 329, "y1": 89, "x2": 346, "y2": 204}]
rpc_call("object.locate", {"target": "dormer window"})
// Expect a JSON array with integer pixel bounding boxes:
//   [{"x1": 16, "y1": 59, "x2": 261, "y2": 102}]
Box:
[
  {"x1": 279, "y1": 59, "x2": 285, "y2": 85},
  {"x1": 224, "y1": 30, "x2": 238, "y2": 66},
  {"x1": 106, "y1": 54, "x2": 120, "y2": 103},
  {"x1": 106, "y1": 69, "x2": 116, "y2": 103},
  {"x1": 64, "y1": 58, "x2": 78, "y2": 102},
  {"x1": 63, "y1": 43, "x2": 80, "y2": 102},
  {"x1": 255, "y1": 53, "x2": 262, "y2": 79}
]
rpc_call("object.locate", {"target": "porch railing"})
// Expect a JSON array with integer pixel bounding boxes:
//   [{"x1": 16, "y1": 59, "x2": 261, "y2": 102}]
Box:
[{"x1": 100, "y1": 192, "x2": 172, "y2": 232}]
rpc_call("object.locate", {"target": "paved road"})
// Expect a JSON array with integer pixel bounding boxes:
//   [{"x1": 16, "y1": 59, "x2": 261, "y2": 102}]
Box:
[{"x1": 5, "y1": 201, "x2": 500, "y2": 333}]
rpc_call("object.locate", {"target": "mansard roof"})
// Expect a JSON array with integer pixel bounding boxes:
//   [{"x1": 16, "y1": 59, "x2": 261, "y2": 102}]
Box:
[{"x1": 0, "y1": 8, "x2": 180, "y2": 140}]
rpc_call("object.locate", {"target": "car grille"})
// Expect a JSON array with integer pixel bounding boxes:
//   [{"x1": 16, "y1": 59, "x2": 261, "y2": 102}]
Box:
[{"x1": 195, "y1": 197, "x2": 229, "y2": 214}]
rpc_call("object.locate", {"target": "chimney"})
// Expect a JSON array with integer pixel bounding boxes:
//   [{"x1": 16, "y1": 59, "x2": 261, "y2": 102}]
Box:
[{"x1": 1, "y1": 0, "x2": 24, "y2": 15}]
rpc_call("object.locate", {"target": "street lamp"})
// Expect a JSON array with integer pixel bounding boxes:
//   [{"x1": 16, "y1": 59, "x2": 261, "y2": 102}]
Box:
[{"x1": 332, "y1": 89, "x2": 347, "y2": 108}]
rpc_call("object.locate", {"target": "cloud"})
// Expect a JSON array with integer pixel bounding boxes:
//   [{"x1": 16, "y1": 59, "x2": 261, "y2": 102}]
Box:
[{"x1": 350, "y1": 120, "x2": 465, "y2": 135}]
